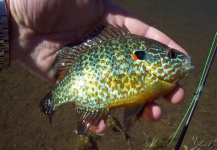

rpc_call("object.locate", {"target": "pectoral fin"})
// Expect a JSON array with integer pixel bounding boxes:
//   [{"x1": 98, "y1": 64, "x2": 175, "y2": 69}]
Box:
[
  {"x1": 75, "y1": 107, "x2": 110, "y2": 135},
  {"x1": 123, "y1": 102, "x2": 146, "y2": 131}
]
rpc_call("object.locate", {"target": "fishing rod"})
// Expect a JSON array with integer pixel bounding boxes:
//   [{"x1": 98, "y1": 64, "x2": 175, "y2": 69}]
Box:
[{"x1": 169, "y1": 32, "x2": 217, "y2": 149}]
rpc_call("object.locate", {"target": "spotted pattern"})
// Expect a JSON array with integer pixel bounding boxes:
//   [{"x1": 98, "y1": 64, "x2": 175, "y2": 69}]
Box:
[{"x1": 50, "y1": 27, "x2": 193, "y2": 113}]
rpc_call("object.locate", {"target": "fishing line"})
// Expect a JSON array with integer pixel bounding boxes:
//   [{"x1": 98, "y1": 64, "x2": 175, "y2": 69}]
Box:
[{"x1": 168, "y1": 32, "x2": 217, "y2": 149}]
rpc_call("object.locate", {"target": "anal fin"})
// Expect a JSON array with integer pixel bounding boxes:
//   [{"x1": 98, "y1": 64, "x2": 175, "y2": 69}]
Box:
[
  {"x1": 75, "y1": 107, "x2": 110, "y2": 135},
  {"x1": 123, "y1": 102, "x2": 146, "y2": 131}
]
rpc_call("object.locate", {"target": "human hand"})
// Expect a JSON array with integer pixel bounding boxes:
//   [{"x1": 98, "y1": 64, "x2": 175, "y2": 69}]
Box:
[{"x1": 7, "y1": 0, "x2": 185, "y2": 134}]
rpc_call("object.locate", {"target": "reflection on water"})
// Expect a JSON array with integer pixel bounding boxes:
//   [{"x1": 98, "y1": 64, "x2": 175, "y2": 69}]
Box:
[{"x1": 1, "y1": 0, "x2": 217, "y2": 149}]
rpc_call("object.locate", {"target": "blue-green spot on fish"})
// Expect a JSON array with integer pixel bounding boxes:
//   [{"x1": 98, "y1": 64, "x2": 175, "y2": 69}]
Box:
[{"x1": 39, "y1": 24, "x2": 194, "y2": 135}]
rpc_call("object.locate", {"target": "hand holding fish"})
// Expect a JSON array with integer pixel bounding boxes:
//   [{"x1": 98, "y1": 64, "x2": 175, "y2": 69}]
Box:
[{"x1": 7, "y1": 0, "x2": 193, "y2": 135}]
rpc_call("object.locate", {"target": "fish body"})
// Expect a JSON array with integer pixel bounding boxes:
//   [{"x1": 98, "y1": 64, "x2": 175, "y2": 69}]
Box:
[{"x1": 40, "y1": 24, "x2": 194, "y2": 134}]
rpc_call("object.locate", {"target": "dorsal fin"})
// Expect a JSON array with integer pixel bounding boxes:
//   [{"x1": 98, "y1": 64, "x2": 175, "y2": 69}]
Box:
[{"x1": 52, "y1": 24, "x2": 130, "y2": 81}]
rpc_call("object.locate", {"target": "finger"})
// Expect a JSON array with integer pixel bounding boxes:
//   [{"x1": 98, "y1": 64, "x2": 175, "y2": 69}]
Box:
[
  {"x1": 90, "y1": 120, "x2": 107, "y2": 135},
  {"x1": 163, "y1": 84, "x2": 185, "y2": 104},
  {"x1": 105, "y1": 4, "x2": 187, "y2": 55},
  {"x1": 123, "y1": 18, "x2": 187, "y2": 55},
  {"x1": 142, "y1": 102, "x2": 162, "y2": 121}
]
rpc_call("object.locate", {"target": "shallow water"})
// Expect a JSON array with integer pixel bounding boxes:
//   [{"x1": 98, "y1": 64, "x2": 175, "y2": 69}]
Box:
[{"x1": 1, "y1": 0, "x2": 217, "y2": 149}]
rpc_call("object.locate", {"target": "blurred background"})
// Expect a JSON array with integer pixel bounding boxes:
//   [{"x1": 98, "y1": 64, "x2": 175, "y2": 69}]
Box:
[{"x1": 1, "y1": 0, "x2": 217, "y2": 149}]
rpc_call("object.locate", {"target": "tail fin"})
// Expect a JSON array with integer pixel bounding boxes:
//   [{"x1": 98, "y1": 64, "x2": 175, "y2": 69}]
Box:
[{"x1": 39, "y1": 92, "x2": 55, "y2": 124}]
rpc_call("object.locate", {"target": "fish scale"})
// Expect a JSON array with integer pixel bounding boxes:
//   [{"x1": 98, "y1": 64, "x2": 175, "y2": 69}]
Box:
[
  {"x1": 54, "y1": 37, "x2": 144, "y2": 108},
  {"x1": 39, "y1": 24, "x2": 194, "y2": 134}
]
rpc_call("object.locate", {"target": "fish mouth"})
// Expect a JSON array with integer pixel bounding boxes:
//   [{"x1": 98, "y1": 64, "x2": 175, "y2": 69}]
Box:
[{"x1": 182, "y1": 55, "x2": 194, "y2": 73}]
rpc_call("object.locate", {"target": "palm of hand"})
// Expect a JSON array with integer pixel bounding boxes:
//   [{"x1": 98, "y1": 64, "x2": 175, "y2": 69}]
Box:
[
  {"x1": 10, "y1": 0, "x2": 105, "y2": 82},
  {"x1": 10, "y1": 0, "x2": 185, "y2": 82}
]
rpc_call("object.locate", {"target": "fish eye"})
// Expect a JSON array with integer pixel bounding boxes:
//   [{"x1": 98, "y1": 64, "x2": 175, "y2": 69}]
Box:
[
  {"x1": 167, "y1": 49, "x2": 177, "y2": 58},
  {"x1": 133, "y1": 50, "x2": 147, "y2": 60}
]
